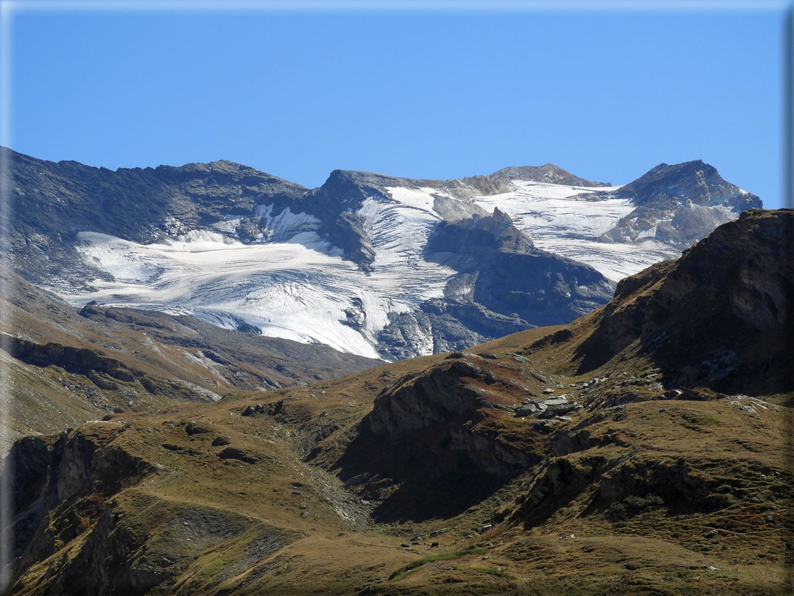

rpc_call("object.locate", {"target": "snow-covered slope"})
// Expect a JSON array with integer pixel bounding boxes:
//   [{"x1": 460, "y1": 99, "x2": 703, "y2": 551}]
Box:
[
  {"x1": 468, "y1": 181, "x2": 680, "y2": 282},
  {"x1": 365, "y1": 180, "x2": 677, "y2": 282},
  {"x1": 57, "y1": 179, "x2": 669, "y2": 358},
  {"x1": 56, "y1": 174, "x2": 749, "y2": 359},
  {"x1": 66, "y1": 233, "x2": 451, "y2": 360},
  {"x1": 63, "y1": 188, "x2": 462, "y2": 360},
  {"x1": 9, "y1": 148, "x2": 760, "y2": 361}
]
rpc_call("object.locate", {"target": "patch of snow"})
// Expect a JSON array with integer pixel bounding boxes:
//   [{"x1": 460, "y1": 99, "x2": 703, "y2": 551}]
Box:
[
  {"x1": 466, "y1": 180, "x2": 680, "y2": 282},
  {"x1": 257, "y1": 205, "x2": 322, "y2": 244},
  {"x1": 533, "y1": 237, "x2": 677, "y2": 283},
  {"x1": 385, "y1": 186, "x2": 443, "y2": 217},
  {"x1": 61, "y1": 221, "x2": 456, "y2": 359},
  {"x1": 473, "y1": 181, "x2": 631, "y2": 239}
]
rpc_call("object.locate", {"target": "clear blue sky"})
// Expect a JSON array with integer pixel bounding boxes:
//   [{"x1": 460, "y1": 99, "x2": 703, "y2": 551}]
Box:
[{"x1": 8, "y1": 4, "x2": 789, "y2": 207}]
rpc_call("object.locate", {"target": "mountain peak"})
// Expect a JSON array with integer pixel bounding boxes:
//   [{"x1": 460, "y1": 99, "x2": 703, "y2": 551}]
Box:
[
  {"x1": 489, "y1": 163, "x2": 610, "y2": 187},
  {"x1": 627, "y1": 160, "x2": 719, "y2": 190},
  {"x1": 599, "y1": 159, "x2": 762, "y2": 248},
  {"x1": 616, "y1": 159, "x2": 760, "y2": 207}
]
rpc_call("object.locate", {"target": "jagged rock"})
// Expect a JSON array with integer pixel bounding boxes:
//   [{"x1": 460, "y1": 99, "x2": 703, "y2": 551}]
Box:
[
  {"x1": 515, "y1": 401, "x2": 546, "y2": 417},
  {"x1": 242, "y1": 404, "x2": 266, "y2": 417},
  {"x1": 544, "y1": 396, "x2": 569, "y2": 406},
  {"x1": 538, "y1": 403, "x2": 580, "y2": 419}
]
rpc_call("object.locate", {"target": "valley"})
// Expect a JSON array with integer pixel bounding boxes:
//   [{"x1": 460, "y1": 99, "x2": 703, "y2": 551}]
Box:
[{"x1": 2, "y1": 209, "x2": 790, "y2": 595}]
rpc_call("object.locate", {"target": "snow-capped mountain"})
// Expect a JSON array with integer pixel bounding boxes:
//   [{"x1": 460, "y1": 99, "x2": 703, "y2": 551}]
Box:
[{"x1": 3, "y1": 148, "x2": 761, "y2": 360}]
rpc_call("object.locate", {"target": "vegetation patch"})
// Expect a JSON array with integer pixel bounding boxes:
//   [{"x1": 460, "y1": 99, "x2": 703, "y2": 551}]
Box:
[
  {"x1": 470, "y1": 565, "x2": 516, "y2": 579},
  {"x1": 681, "y1": 413, "x2": 720, "y2": 427},
  {"x1": 607, "y1": 494, "x2": 666, "y2": 521},
  {"x1": 388, "y1": 548, "x2": 487, "y2": 581}
]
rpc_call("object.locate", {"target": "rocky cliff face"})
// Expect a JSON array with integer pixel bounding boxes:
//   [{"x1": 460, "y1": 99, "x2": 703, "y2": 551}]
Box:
[
  {"x1": 330, "y1": 352, "x2": 553, "y2": 521},
  {"x1": 6, "y1": 426, "x2": 153, "y2": 570},
  {"x1": 364, "y1": 358, "x2": 539, "y2": 476},
  {"x1": 426, "y1": 208, "x2": 614, "y2": 326},
  {"x1": 576, "y1": 209, "x2": 793, "y2": 395}
]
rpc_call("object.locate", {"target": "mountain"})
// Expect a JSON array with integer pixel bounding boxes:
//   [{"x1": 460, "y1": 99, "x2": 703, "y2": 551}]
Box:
[
  {"x1": 2, "y1": 148, "x2": 761, "y2": 360},
  {"x1": 600, "y1": 160, "x2": 761, "y2": 248},
  {"x1": 0, "y1": 267, "x2": 378, "y2": 456},
  {"x1": 3, "y1": 209, "x2": 790, "y2": 595}
]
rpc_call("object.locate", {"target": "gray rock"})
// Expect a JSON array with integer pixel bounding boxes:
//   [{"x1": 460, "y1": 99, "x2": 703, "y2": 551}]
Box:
[{"x1": 544, "y1": 396, "x2": 569, "y2": 406}]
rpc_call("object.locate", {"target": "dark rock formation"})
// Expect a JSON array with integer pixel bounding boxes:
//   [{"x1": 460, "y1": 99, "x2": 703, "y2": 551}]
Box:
[
  {"x1": 577, "y1": 209, "x2": 794, "y2": 395},
  {"x1": 334, "y1": 358, "x2": 544, "y2": 520},
  {"x1": 426, "y1": 209, "x2": 615, "y2": 327}
]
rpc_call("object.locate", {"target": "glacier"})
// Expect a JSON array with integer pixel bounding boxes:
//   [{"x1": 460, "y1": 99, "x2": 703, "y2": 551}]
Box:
[{"x1": 58, "y1": 180, "x2": 685, "y2": 359}]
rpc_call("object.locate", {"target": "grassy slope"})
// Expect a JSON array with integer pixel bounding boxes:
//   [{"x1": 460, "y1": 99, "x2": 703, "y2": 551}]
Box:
[{"x1": 9, "y1": 320, "x2": 790, "y2": 594}]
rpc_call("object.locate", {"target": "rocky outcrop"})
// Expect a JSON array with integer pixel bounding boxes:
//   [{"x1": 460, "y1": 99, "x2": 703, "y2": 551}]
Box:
[
  {"x1": 596, "y1": 457, "x2": 717, "y2": 512},
  {"x1": 0, "y1": 333, "x2": 217, "y2": 402},
  {"x1": 329, "y1": 356, "x2": 548, "y2": 521},
  {"x1": 427, "y1": 208, "x2": 535, "y2": 257},
  {"x1": 363, "y1": 360, "x2": 536, "y2": 475},
  {"x1": 4, "y1": 426, "x2": 153, "y2": 570},
  {"x1": 426, "y1": 209, "x2": 615, "y2": 327},
  {"x1": 5, "y1": 334, "x2": 136, "y2": 382},
  {"x1": 576, "y1": 209, "x2": 793, "y2": 394}
]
